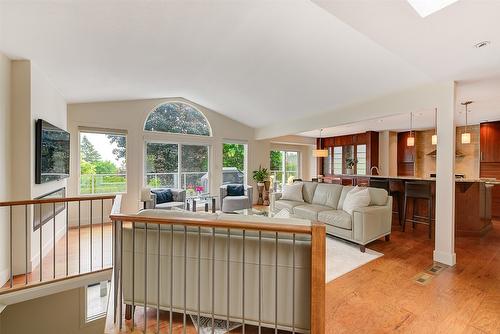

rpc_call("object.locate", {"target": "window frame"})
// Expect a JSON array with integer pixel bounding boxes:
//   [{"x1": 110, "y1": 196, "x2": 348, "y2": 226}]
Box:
[
  {"x1": 270, "y1": 150, "x2": 301, "y2": 191},
  {"x1": 222, "y1": 141, "x2": 248, "y2": 186},
  {"x1": 78, "y1": 128, "x2": 128, "y2": 196},
  {"x1": 143, "y1": 101, "x2": 213, "y2": 137},
  {"x1": 143, "y1": 139, "x2": 211, "y2": 194}
]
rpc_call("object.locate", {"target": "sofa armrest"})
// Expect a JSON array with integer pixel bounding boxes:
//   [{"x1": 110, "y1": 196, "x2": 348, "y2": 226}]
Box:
[
  {"x1": 171, "y1": 189, "x2": 186, "y2": 202},
  {"x1": 270, "y1": 192, "x2": 282, "y2": 212},
  {"x1": 145, "y1": 193, "x2": 157, "y2": 209},
  {"x1": 352, "y1": 196, "x2": 392, "y2": 244}
]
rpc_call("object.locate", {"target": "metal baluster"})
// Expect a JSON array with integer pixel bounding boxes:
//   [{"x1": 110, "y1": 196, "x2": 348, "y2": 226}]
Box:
[
  {"x1": 78, "y1": 201, "x2": 81, "y2": 274},
  {"x1": 53, "y1": 203, "x2": 56, "y2": 279},
  {"x1": 198, "y1": 226, "x2": 201, "y2": 333},
  {"x1": 157, "y1": 223, "x2": 160, "y2": 334},
  {"x1": 275, "y1": 232, "x2": 278, "y2": 333},
  {"x1": 113, "y1": 220, "x2": 118, "y2": 324},
  {"x1": 25, "y1": 205, "x2": 28, "y2": 285},
  {"x1": 211, "y1": 228, "x2": 215, "y2": 334},
  {"x1": 227, "y1": 228, "x2": 230, "y2": 331},
  {"x1": 169, "y1": 224, "x2": 173, "y2": 334},
  {"x1": 40, "y1": 203, "x2": 43, "y2": 282},
  {"x1": 144, "y1": 223, "x2": 148, "y2": 333},
  {"x1": 242, "y1": 230, "x2": 245, "y2": 334},
  {"x1": 292, "y1": 234, "x2": 296, "y2": 334},
  {"x1": 258, "y1": 231, "x2": 261, "y2": 334},
  {"x1": 90, "y1": 200, "x2": 93, "y2": 272},
  {"x1": 132, "y1": 222, "x2": 136, "y2": 331},
  {"x1": 120, "y1": 221, "x2": 124, "y2": 330},
  {"x1": 9, "y1": 206, "x2": 13, "y2": 288},
  {"x1": 101, "y1": 199, "x2": 104, "y2": 269},
  {"x1": 183, "y1": 225, "x2": 187, "y2": 333},
  {"x1": 66, "y1": 202, "x2": 69, "y2": 277}
]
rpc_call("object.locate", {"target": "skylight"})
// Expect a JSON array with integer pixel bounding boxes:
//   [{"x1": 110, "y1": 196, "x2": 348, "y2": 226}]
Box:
[{"x1": 407, "y1": 0, "x2": 459, "y2": 17}]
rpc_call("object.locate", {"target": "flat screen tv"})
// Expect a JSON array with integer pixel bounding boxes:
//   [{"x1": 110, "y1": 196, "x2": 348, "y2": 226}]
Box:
[{"x1": 35, "y1": 119, "x2": 70, "y2": 184}]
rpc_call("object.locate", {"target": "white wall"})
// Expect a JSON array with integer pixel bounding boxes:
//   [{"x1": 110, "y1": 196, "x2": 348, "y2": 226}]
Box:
[
  {"x1": 67, "y1": 98, "x2": 269, "y2": 216},
  {"x1": 9, "y1": 60, "x2": 68, "y2": 274},
  {"x1": 0, "y1": 52, "x2": 12, "y2": 286},
  {"x1": 378, "y1": 131, "x2": 398, "y2": 176}
]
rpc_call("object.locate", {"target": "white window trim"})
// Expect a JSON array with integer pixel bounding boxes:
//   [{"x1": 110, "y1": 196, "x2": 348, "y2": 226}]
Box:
[{"x1": 78, "y1": 128, "x2": 128, "y2": 196}]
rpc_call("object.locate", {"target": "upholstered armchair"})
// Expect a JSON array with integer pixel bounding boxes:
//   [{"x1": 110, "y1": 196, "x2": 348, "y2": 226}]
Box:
[
  {"x1": 220, "y1": 184, "x2": 253, "y2": 213},
  {"x1": 144, "y1": 188, "x2": 186, "y2": 210}
]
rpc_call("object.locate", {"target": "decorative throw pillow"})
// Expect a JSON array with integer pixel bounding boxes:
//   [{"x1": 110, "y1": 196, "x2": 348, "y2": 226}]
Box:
[
  {"x1": 227, "y1": 184, "x2": 245, "y2": 196},
  {"x1": 152, "y1": 189, "x2": 173, "y2": 204},
  {"x1": 281, "y1": 183, "x2": 304, "y2": 202},
  {"x1": 342, "y1": 186, "x2": 371, "y2": 215}
]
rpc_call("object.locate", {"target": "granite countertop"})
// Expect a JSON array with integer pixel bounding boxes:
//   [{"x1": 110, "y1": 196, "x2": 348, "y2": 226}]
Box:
[{"x1": 326, "y1": 174, "x2": 500, "y2": 184}]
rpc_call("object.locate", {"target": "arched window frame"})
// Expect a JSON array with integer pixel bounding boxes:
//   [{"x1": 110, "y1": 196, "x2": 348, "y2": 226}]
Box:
[{"x1": 143, "y1": 101, "x2": 213, "y2": 137}]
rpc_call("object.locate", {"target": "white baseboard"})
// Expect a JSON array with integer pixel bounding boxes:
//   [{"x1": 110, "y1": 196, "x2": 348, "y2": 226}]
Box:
[
  {"x1": 0, "y1": 267, "x2": 9, "y2": 288},
  {"x1": 433, "y1": 250, "x2": 456, "y2": 266}
]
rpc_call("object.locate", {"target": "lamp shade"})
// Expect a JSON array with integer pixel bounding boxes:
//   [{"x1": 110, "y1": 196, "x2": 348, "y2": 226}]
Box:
[
  {"x1": 312, "y1": 149, "x2": 328, "y2": 158},
  {"x1": 431, "y1": 134, "x2": 437, "y2": 145},
  {"x1": 141, "y1": 187, "x2": 152, "y2": 202},
  {"x1": 461, "y1": 132, "x2": 471, "y2": 144},
  {"x1": 407, "y1": 136, "x2": 415, "y2": 147}
]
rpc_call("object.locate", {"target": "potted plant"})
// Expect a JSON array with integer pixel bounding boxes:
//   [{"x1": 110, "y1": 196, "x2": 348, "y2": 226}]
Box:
[
  {"x1": 252, "y1": 166, "x2": 270, "y2": 205},
  {"x1": 345, "y1": 158, "x2": 357, "y2": 175},
  {"x1": 252, "y1": 166, "x2": 269, "y2": 186}
]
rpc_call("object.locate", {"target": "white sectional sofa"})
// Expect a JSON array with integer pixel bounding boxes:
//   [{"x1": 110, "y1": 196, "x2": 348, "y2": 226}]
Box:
[
  {"x1": 122, "y1": 209, "x2": 314, "y2": 332},
  {"x1": 271, "y1": 182, "x2": 392, "y2": 252}
]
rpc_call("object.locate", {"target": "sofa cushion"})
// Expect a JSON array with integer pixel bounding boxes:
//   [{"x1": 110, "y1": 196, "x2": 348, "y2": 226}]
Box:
[
  {"x1": 311, "y1": 184, "x2": 343, "y2": 208},
  {"x1": 275, "y1": 200, "x2": 303, "y2": 212},
  {"x1": 281, "y1": 183, "x2": 304, "y2": 202},
  {"x1": 227, "y1": 184, "x2": 245, "y2": 196},
  {"x1": 368, "y1": 187, "x2": 388, "y2": 206},
  {"x1": 301, "y1": 181, "x2": 318, "y2": 204},
  {"x1": 318, "y1": 210, "x2": 352, "y2": 230},
  {"x1": 337, "y1": 185, "x2": 354, "y2": 210},
  {"x1": 342, "y1": 186, "x2": 371, "y2": 215},
  {"x1": 155, "y1": 201, "x2": 184, "y2": 209},
  {"x1": 293, "y1": 204, "x2": 331, "y2": 221},
  {"x1": 152, "y1": 189, "x2": 173, "y2": 204}
]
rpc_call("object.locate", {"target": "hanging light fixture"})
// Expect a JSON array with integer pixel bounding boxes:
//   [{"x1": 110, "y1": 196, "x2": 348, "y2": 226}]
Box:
[
  {"x1": 407, "y1": 112, "x2": 415, "y2": 147},
  {"x1": 461, "y1": 101, "x2": 472, "y2": 144},
  {"x1": 312, "y1": 128, "x2": 329, "y2": 157},
  {"x1": 431, "y1": 108, "x2": 438, "y2": 145}
]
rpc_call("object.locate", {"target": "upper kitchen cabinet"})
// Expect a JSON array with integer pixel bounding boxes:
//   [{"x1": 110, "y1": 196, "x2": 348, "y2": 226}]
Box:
[{"x1": 480, "y1": 122, "x2": 500, "y2": 162}]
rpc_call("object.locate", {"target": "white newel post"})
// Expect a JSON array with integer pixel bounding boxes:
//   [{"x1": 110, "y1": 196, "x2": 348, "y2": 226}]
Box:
[{"x1": 434, "y1": 83, "x2": 456, "y2": 266}]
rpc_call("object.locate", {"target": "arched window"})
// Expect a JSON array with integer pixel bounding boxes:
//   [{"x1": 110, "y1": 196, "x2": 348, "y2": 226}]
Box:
[{"x1": 144, "y1": 102, "x2": 211, "y2": 136}]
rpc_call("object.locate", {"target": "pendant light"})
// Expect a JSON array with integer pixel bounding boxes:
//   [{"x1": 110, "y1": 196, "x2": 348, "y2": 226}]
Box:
[
  {"x1": 431, "y1": 108, "x2": 437, "y2": 145},
  {"x1": 312, "y1": 128, "x2": 329, "y2": 157},
  {"x1": 461, "y1": 101, "x2": 472, "y2": 144},
  {"x1": 407, "y1": 112, "x2": 415, "y2": 147}
]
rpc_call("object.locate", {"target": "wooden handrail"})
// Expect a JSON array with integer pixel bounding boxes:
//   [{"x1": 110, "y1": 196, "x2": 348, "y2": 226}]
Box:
[
  {"x1": 110, "y1": 213, "x2": 314, "y2": 234},
  {"x1": 0, "y1": 195, "x2": 116, "y2": 207}
]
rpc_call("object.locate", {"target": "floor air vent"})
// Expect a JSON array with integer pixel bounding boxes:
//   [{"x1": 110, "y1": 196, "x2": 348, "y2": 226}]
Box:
[
  {"x1": 425, "y1": 262, "x2": 448, "y2": 275},
  {"x1": 414, "y1": 273, "x2": 433, "y2": 286}
]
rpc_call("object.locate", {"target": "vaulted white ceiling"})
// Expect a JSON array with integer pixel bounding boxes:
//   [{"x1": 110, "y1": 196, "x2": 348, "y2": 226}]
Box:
[{"x1": 0, "y1": 0, "x2": 498, "y2": 130}]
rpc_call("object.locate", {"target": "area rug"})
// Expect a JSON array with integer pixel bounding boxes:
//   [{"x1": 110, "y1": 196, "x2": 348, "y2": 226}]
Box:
[
  {"x1": 326, "y1": 236, "x2": 383, "y2": 283},
  {"x1": 190, "y1": 314, "x2": 241, "y2": 334}
]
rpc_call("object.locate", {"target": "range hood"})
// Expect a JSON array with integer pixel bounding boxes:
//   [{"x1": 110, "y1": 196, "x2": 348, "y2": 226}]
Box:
[{"x1": 426, "y1": 149, "x2": 465, "y2": 158}]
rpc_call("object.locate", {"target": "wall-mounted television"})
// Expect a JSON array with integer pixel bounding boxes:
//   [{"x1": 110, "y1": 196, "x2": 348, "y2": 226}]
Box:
[{"x1": 35, "y1": 119, "x2": 70, "y2": 184}]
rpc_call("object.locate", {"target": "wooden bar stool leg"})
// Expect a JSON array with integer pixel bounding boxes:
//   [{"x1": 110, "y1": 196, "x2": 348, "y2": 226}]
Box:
[
  {"x1": 401, "y1": 193, "x2": 407, "y2": 232},
  {"x1": 428, "y1": 198, "x2": 433, "y2": 239},
  {"x1": 412, "y1": 198, "x2": 416, "y2": 229}
]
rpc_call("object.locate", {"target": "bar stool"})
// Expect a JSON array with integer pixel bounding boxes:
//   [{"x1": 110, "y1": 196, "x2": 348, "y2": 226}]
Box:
[
  {"x1": 369, "y1": 178, "x2": 402, "y2": 226},
  {"x1": 402, "y1": 181, "x2": 433, "y2": 238}
]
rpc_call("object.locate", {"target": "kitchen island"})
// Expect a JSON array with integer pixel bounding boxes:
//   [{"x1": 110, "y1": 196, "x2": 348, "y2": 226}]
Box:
[{"x1": 321, "y1": 175, "x2": 495, "y2": 237}]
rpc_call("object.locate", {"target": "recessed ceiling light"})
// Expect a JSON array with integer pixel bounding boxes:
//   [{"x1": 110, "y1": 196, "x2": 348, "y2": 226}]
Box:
[
  {"x1": 407, "y1": 0, "x2": 459, "y2": 18},
  {"x1": 474, "y1": 41, "x2": 491, "y2": 48}
]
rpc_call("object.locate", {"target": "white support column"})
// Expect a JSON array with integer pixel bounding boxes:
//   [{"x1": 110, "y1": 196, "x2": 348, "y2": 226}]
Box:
[{"x1": 434, "y1": 82, "x2": 456, "y2": 266}]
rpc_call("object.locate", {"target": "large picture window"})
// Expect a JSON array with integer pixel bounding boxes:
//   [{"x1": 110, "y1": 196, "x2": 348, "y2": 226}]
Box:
[
  {"x1": 145, "y1": 143, "x2": 209, "y2": 197},
  {"x1": 222, "y1": 143, "x2": 247, "y2": 185},
  {"x1": 270, "y1": 150, "x2": 299, "y2": 192},
  {"x1": 79, "y1": 131, "x2": 127, "y2": 194}
]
